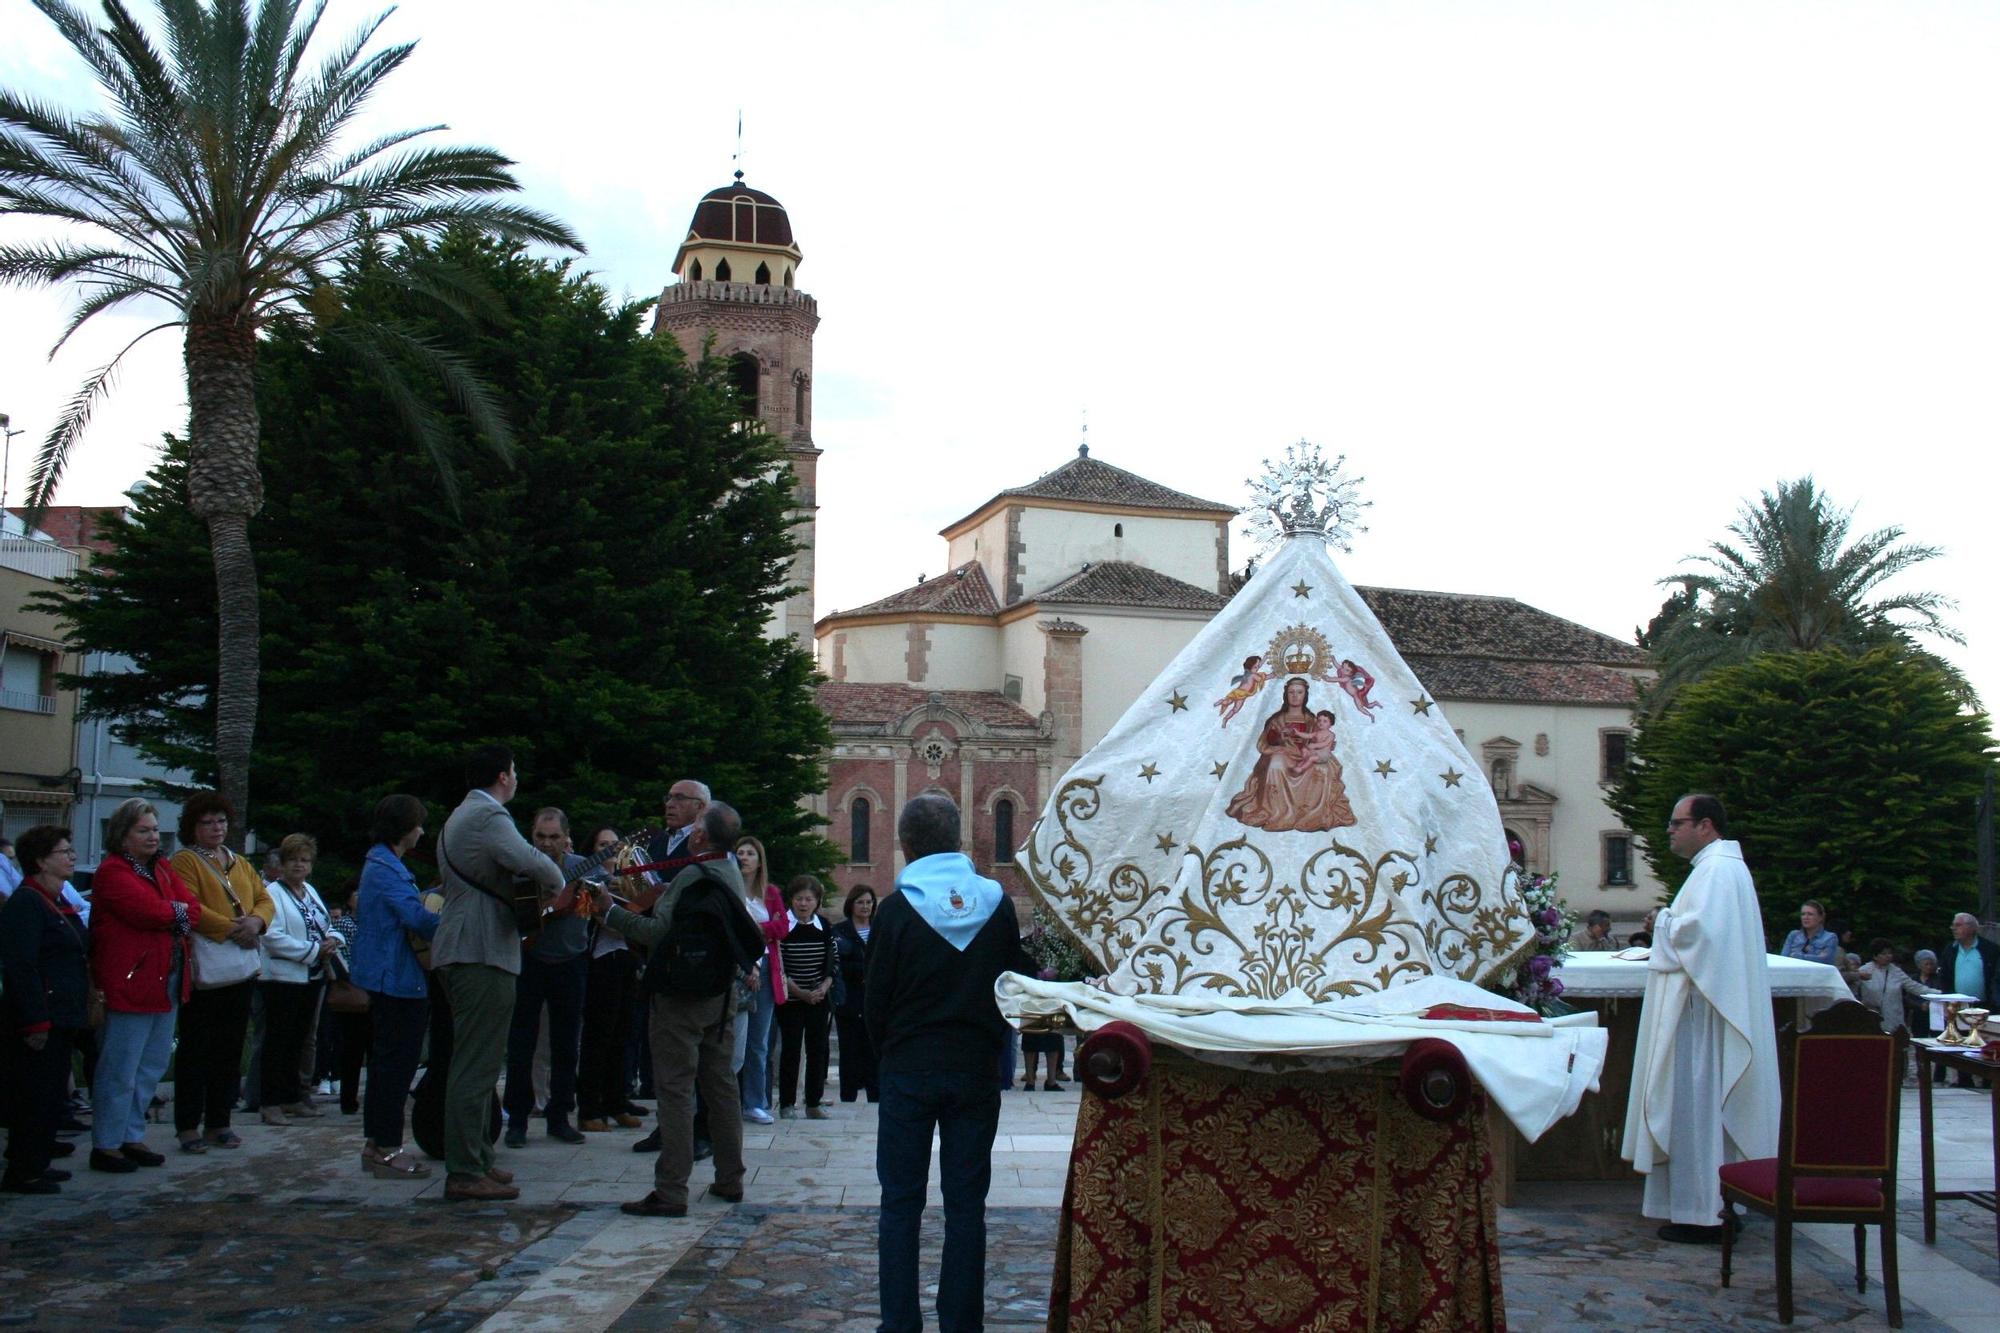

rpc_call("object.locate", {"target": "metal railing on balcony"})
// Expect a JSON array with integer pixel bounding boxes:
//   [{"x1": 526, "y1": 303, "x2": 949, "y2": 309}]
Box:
[{"x1": 0, "y1": 687, "x2": 57, "y2": 714}]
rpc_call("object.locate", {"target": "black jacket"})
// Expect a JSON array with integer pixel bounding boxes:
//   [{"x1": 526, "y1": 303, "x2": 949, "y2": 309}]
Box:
[
  {"x1": 865, "y1": 891, "x2": 1028, "y2": 1077},
  {"x1": 0, "y1": 884, "x2": 91, "y2": 1035},
  {"x1": 832, "y1": 918, "x2": 870, "y2": 1017},
  {"x1": 1939, "y1": 934, "x2": 2000, "y2": 1007}
]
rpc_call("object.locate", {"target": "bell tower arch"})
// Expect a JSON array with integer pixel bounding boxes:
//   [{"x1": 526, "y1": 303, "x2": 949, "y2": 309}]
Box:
[{"x1": 654, "y1": 171, "x2": 820, "y2": 646}]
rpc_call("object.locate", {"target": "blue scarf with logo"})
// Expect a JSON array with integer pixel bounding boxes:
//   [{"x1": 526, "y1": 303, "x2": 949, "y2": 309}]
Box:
[{"x1": 895, "y1": 852, "x2": 1004, "y2": 952}]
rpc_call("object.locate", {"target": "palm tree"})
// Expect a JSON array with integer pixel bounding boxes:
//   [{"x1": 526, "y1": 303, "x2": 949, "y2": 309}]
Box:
[
  {"x1": 1646, "y1": 476, "x2": 1967, "y2": 709},
  {"x1": 0, "y1": 0, "x2": 580, "y2": 814}
]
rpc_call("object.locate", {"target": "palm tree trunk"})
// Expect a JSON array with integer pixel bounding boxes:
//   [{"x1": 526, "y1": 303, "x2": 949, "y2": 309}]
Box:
[{"x1": 184, "y1": 319, "x2": 266, "y2": 821}]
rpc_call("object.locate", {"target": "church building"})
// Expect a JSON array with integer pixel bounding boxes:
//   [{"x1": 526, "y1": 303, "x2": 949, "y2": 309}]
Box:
[{"x1": 651, "y1": 173, "x2": 1660, "y2": 926}]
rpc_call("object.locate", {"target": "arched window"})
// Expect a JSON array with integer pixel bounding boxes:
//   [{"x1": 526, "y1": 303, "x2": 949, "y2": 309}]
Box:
[
  {"x1": 755, "y1": 261, "x2": 772, "y2": 285},
  {"x1": 850, "y1": 798, "x2": 872, "y2": 864},
  {"x1": 793, "y1": 373, "x2": 807, "y2": 425},
  {"x1": 688, "y1": 258, "x2": 703, "y2": 281},
  {"x1": 715, "y1": 258, "x2": 732, "y2": 282},
  {"x1": 994, "y1": 799, "x2": 1015, "y2": 863},
  {"x1": 1114, "y1": 522, "x2": 1123, "y2": 538},
  {"x1": 783, "y1": 266, "x2": 794, "y2": 289},
  {"x1": 728, "y1": 353, "x2": 760, "y2": 419}
]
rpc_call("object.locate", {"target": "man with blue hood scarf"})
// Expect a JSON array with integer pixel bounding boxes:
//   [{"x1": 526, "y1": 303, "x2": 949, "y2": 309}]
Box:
[{"x1": 866, "y1": 793, "x2": 1027, "y2": 1333}]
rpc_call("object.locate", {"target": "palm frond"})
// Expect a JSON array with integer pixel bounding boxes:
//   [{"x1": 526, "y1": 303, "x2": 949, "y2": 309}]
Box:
[
  {"x1": 322, "y1": 321, "x2": 465, "y2": 513},
  {"x1": 50, "y1": 274, "x2": 179, "y2": 355},
  {"x1": 23, "y1": 319, "x2": 177, "y2": 510}
]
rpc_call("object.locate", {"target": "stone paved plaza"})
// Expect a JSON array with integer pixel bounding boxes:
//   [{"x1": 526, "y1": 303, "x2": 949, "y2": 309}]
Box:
[{"x1": 3, "y1": 1077, "x2": 1998, "y2": 1330}]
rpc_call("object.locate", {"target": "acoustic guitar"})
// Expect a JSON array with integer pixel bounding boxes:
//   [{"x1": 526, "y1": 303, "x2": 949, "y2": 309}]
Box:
[{"x1": 410, "y1": 828, "x2": 657, "y2": 963}]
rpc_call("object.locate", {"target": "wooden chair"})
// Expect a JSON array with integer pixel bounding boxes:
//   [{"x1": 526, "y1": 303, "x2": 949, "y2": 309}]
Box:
[{"x1": 1719, "y1": 999, "x2": 1905, "y2": 1327}]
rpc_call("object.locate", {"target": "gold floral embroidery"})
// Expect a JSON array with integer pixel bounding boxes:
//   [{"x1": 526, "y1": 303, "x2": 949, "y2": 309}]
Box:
[{"x1": 1028, "y1": 774, "x2": 1532, "y2": 997}]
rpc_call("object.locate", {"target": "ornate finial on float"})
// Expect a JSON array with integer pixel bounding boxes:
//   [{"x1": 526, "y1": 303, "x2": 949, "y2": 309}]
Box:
[{"x1": 1244, "y1": 439, "x2": 1371, "y2": 554}]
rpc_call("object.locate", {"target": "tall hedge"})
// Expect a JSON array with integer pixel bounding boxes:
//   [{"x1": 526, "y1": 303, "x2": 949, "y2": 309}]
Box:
[{"x1": 1609, "y1": 646, "x2": 1994, "y2": 948}]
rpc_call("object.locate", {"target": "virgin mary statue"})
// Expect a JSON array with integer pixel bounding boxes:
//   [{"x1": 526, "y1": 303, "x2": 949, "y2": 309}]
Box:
[{"x1": 1223, "y1": 676, "x2": 1355, "y2": 832}]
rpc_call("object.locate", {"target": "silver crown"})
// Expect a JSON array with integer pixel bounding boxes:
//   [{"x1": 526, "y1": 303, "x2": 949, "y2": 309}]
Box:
[{"x1": 1245, "y1": 440, "x2": 1370, "y2": 553}]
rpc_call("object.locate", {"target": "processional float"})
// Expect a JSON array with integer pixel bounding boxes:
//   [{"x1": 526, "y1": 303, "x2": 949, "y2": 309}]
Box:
[{"x1": 999, "y1": 445, "x2": 1608, "y2": 1332}]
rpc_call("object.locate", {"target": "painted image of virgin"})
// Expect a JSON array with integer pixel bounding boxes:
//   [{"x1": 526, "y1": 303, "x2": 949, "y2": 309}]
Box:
[{"x1": 1224, "y1": 677, "x2": 1357, "y2": 833}]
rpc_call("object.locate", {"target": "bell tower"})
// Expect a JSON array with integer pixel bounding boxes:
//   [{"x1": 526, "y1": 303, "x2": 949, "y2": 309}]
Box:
[{"x1": 653, "y1": 171, "x2": 820, "y2": 646}]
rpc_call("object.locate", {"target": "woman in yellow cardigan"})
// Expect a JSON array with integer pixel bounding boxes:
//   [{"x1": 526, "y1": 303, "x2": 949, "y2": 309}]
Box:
[{"x1": 168, "y1": 793, "x2": 274, "y2": 1151}]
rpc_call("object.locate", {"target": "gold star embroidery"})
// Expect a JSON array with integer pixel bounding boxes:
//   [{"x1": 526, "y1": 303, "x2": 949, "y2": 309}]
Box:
[
  {"x1": 1166, "y1": 690, "x2": 1188, "y2": 713},
  {"x1": 1424, "y1": 834, "x2": 1439, "y2": 856},
  {"x1": 1440, "y1": 768, "x2": 1463, "y2": 789},
  {"x1": 1291, "y1": 579, "x2": 1313, "y2": 598},
  {"x1": 1373, "y1": 760, "x2": 1395, "y2": 778},
  {"x1": 1155, "y1": 832, "x2": 1177, "y2": 854},
  {"x1": 1139, "y1": 763, "x2": 1161, "y2": 784},
  {"x1": 1210, "y1": 760, "x2": 1228, "y2": 778},
  {"x1": 1411, "y1": 695, "x2": 1434, "y2": 716}
]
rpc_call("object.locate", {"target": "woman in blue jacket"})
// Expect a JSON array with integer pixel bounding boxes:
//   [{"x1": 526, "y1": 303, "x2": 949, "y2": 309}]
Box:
[{"x1": 351, "y1": 795, "x2": 440, "y2": 1178}]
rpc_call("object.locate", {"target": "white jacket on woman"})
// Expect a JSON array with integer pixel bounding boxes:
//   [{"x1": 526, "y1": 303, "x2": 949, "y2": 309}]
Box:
[{"x1": 260, "y1": 879, "x2": 330, "y2": 983}]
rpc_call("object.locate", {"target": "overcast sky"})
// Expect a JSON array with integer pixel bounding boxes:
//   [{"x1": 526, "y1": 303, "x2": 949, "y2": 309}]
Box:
[{"x1": 3, "y1": 0, "x2": 1995, "y2": 710}]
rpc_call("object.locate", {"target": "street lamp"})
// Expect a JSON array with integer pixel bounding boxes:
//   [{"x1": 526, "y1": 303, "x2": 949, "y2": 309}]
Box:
[{"x1": 0, "y1": 411, "x2": 23, "y2": 519}]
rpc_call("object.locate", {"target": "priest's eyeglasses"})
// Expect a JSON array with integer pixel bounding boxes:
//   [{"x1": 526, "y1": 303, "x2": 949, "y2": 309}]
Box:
[{"x1": 1665, "y1": 817, "x2": 1695, "y2": 829}]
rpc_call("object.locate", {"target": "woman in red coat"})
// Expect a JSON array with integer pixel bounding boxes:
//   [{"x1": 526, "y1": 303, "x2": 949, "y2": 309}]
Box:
[{"x1": 88, "y1": 799, "x2": 203, "y2": 1174}]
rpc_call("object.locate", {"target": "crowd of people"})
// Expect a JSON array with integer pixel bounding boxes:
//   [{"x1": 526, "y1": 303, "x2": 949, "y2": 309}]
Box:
[{"x1": 0, "y1": 748, "x2": 1033, "y2": 1333}]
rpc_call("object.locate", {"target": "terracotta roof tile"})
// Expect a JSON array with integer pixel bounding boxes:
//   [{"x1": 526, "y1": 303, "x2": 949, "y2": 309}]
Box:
[
  {"x1": 839, "y1": 562, "x2": 999, "y2": 618},
  {"x1": 1352, "y1": 586, "x2": 1645, "y2": 665},
  {"x1": 1031, "y1": 561, "x2": 1225, "y2": 611},
  {"x1": 1402, "y1": 655, "x2": 1642, "y2": 705},
  {"x1": 944, "y1": 451, "x2": 1235, "y2": 532},
  {"x1": 816, "y1": 682, "x2": 1043, "y2": 731}
]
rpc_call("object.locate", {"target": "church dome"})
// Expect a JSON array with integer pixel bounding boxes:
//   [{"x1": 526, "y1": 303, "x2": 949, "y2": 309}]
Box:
[
  {"x1": 672, "y1": 175, "x2": 803, "y2": 283},
  {"x1": 684, "y1": 180, "x2": 795, "y2": 249}
]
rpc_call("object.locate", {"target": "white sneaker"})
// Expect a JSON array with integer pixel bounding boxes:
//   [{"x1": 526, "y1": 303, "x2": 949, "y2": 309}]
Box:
[{"x1": 743, "y1": 1107, "x2": 774, "y2": 1125}]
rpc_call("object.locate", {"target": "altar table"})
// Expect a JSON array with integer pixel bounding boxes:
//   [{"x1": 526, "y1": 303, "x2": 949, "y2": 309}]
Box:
[{"x1": 1510, "y1": 953, "x2": 1851, "y2": 1184}]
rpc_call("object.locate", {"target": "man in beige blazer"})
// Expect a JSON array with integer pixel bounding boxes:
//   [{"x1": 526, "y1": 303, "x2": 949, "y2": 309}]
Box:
[{"x1": 432, "y1": 744, "x2": 566, "y2": 1200}]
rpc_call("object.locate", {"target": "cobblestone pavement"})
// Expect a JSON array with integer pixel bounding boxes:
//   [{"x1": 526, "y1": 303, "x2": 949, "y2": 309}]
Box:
[{"x1": 3, "y1": 1081, "x2": 1996, "y2": 1329}]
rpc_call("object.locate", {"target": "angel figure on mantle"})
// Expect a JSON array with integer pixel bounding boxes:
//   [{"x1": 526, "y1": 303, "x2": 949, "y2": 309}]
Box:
[{"x1": 1213, "y1": 655, "x2": 1273, "y2": 725}]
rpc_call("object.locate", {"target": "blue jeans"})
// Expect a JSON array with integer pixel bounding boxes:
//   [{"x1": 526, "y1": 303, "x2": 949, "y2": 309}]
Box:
[
  {"x1": 877, "y1": 1069, "x2": 1001, "y2": 1333},
  {"x1": 738, "y1": 966, "x2": 776, "y2": 1113},
  {"x1": 94, "y1": 1005, "x2": 179, "y2": 1149}
]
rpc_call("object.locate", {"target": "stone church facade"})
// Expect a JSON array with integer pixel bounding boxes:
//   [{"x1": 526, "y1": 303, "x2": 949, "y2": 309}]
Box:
[{"x1": 652, "y1": 175, "x2": 1661, "y2": 926}]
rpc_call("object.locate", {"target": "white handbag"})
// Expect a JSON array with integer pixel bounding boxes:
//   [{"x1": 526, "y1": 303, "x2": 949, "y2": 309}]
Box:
[{"x1": 193, "y1": 931, "x2": 262, "y2": 989}]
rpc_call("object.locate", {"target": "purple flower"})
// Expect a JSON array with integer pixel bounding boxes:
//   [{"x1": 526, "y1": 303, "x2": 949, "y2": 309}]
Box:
[
  {"x1": 1534, "y1": 908, "x2": 1561, "y2": 929},
  {"x1": 1548, "y1": 977, "x2": 1566, "y2": 997},
  {"x1": 1038, "y1": 967, "x2": 1057, "y2": 981},
  {"x1": 1527, "y1": 955, "x2": 1553, "y2": 979}
]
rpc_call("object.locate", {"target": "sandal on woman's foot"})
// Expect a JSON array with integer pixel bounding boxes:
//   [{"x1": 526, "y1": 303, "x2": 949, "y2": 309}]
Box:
[
  {"x1": 1044, "y1": 1080, "x2": 1067, "y2": 1092},
  {"x1": 204, "y1": 1129, "x2": 242, "y2": 1149},
  {"x1": 363, "y1": 1147, "x2": 432, "y2": 1179},
  {"x1": 176, "y1": 1133, "x2": 208, "y2": 1153}
]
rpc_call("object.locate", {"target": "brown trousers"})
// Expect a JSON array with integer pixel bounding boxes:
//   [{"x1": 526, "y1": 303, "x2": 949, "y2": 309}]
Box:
[{"x1": 647, "y1": 987, "x2": 744, "y2": 1207}]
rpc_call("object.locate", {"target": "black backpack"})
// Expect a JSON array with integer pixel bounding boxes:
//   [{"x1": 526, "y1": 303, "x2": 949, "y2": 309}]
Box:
[{"x1": 652, "y1": 870, "x2": 755, "y2": 999}]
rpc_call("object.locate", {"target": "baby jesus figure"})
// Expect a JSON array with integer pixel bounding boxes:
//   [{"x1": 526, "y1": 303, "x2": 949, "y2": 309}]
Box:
[{"x1": 1286, "y1": 709, "x2": 1338, "y2": 776}]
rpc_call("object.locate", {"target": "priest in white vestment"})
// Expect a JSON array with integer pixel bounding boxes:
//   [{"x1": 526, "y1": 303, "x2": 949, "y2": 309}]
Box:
[{"x1": 1620, "y1": 793, "x2": 1780, "y2": 1243}]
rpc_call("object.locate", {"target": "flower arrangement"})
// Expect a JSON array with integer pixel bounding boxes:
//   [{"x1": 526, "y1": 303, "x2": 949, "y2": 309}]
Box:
[
  {"x1": 1023, "y1": 904, "x2": 1094, "y2": 983},
  {"x1": 1501, "y1": 873, "x2": 1579, "y2": 1015}
]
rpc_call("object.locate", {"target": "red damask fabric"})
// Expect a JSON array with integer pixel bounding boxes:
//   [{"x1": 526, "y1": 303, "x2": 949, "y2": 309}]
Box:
[{"x1": 1050, "y1": 1053, "x2": 1506, "y2": 1332}]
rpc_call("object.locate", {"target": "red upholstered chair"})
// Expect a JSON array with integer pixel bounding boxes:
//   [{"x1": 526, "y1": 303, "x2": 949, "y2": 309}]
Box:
[{"x1": 1719, "y1": 999, "x2": 1906, "y2": 1328}]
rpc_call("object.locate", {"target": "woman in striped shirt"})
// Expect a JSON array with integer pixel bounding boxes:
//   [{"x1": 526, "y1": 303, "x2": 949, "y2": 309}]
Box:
[{"x1": 776, "y1": 876, "x2": 838, "y2": 1120}]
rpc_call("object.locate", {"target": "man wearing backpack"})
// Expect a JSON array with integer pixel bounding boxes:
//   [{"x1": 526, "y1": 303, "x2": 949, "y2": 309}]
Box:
[{"x1": 595, "y1": 801, "x2": 763, "y2": 1217}]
